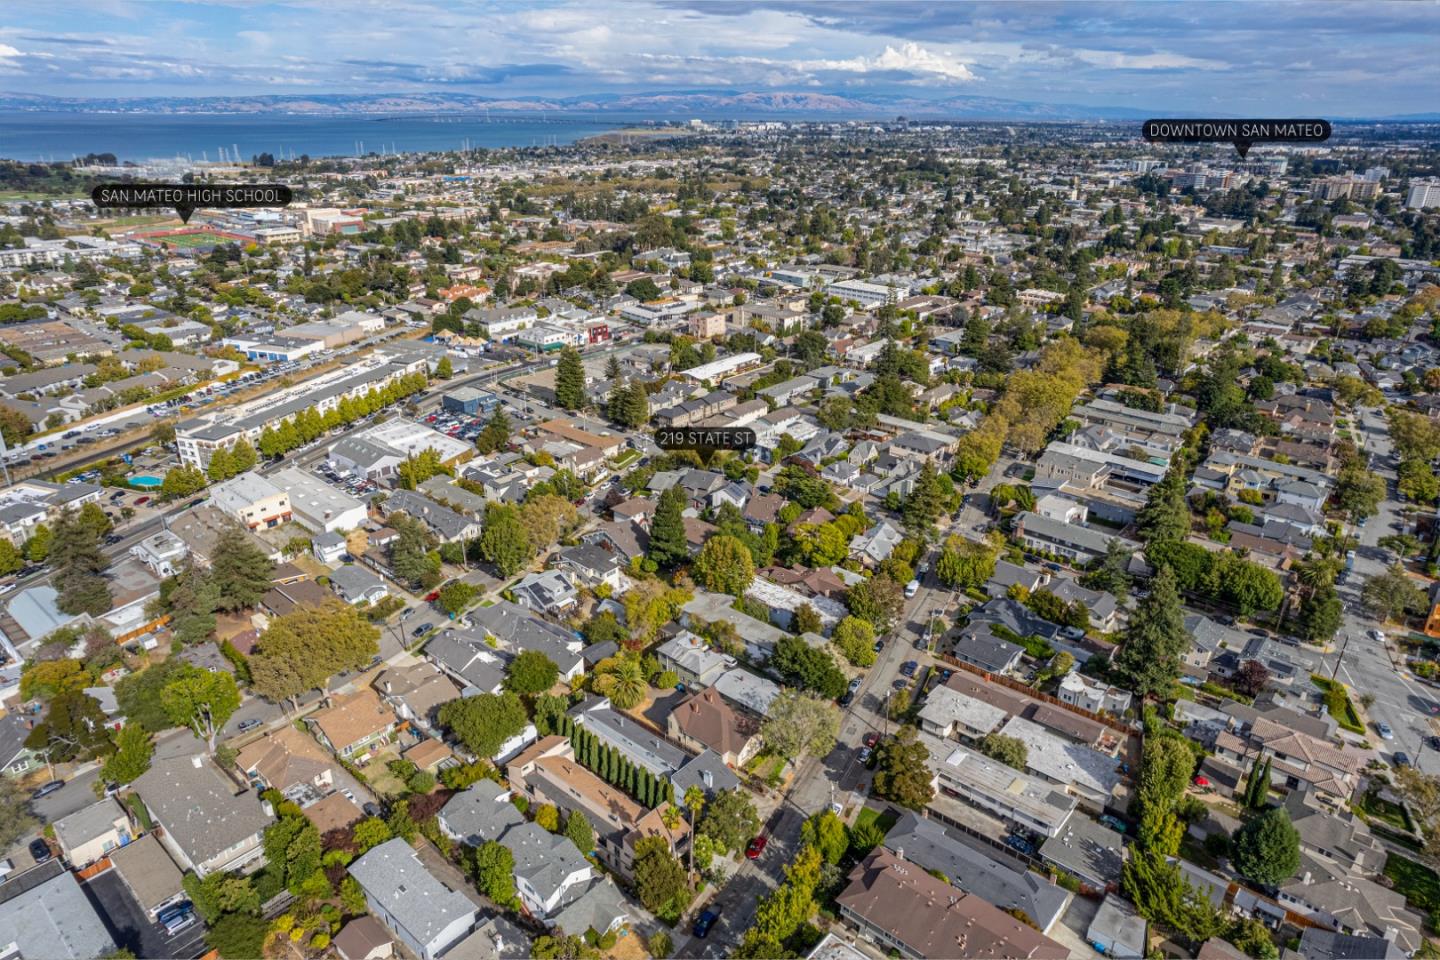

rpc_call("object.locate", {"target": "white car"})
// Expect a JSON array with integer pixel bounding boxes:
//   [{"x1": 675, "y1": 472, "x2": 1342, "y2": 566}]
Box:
[
  {"x1": 1377, "y1": 722, "x2": 1394, "y2": 740},
  {"x1": 1369, "y1": 629, "x2": 1387, "y2": 642}
]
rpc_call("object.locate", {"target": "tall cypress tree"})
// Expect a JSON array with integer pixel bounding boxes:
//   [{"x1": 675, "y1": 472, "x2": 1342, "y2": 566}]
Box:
[
  {"x1": 554, "y1": 346, "x2": 586, "y2": 411},
  {"x1": 649, "y1": 485, "x2": 690, "y2": 568},
  {"x1": 1111, "y1": 565, "x2": 1187, "y2": 700},
  {"x1": 1255, "y1": 758, "x2": 1271, "y2": 807},
  {"x1": 1241, "y1": 757, "x2": 1260, "y2": 808}
]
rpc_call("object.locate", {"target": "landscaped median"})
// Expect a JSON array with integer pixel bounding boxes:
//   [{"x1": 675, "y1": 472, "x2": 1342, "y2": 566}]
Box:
[{"x1": 1311, "y1": 674, "x2": 1365, "y2": 734}]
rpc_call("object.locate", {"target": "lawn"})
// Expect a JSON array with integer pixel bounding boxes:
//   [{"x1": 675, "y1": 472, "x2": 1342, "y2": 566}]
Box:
[
  {"x1": 1385, "y1": 854, "x2": 1440, "y2": 914},
  {"x1": 853, "y1": 806, "x2": 898, "y2": 836},
  {"x1": 1311, "y1": 675, "x2": 1365, "y2": 734},
  {"x1": 1358, "y1": 790, "x2": 1414, "y2": 833},
  {"x1": 611, "y1": 449, "x2": 641, "y2": 470}
]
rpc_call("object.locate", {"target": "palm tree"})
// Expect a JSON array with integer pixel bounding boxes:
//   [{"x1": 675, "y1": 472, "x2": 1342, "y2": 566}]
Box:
[
  {"x1": 594, "y1": 655, "x2": 648, "y2": 709},
  {"x1": 682, "y1": 785, "x2": 705, "y2": 880}
]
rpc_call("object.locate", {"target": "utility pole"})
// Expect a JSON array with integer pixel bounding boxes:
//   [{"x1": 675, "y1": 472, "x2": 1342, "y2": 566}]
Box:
[{"x1": 1330, "y1": 633, "x2": 1351, "y2": 681}]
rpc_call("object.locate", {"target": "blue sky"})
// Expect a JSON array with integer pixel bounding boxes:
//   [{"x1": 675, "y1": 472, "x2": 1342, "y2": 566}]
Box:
[{"x1": 2, "y1": 1, "x2": 1437, "y2": 115}]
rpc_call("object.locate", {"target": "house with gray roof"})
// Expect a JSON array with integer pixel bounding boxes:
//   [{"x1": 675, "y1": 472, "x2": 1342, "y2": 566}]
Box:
[
  {"x1": 849, "y1": 519, "x2": 904, "y2": 566},
  {"x1": 383, "y1": 490, "x2": 482, "y2": 543},
  {"x1": 985, "y1": 559, "x2": 1051, "y2": 599},
  {"x1": 426, "y1": 630, "x2": 509, "y2": 695},
  {"x1": 469, "y1": 600, "x2": 584, "y2": 680},
  {"x1": 885, "y1": 811, "x2": 1072, "y2": 934},
  {"x1": 330, "y1": 564, "x2": 390, "y2": 605},
  {"x1": 569, "y1": 696, "x2": 691, "y2": 777},
  {"x1": 510, "y1": 569, "x2": 579, "y2": 615},
  {"x1": 503, "y1": 822, "x2": 594, "y2": 919},
  {"x1": 348, "y1": 838, "x2": 478, "y2": 960},
  {"x1": 132, "y1": 753, "x2": 273, "y2": 877},
  {"x1": 0, "y1": 860, "x2": 116, "y2": 960},
  {"x1": 670, "y1": 748, "x2": 741, "y2": 799},
  {"x1": 1038, "y1": 813, "x2": 1127, "y2": 890},
  {"x1": 950, "y1": 624, "x2": 1025, "y2": 675},
  {"x1": 548, "y1": 876, "x2": 632, "y2": 940},
  {"x1": 1014, "y1": 510, "x2": 1124, "y2": 565},
  {"x1": 438, "y1": 780, "x2": 525, "y2": 848},
  {"x1": 655, "y1": 630, "x2": 736, "y2": 689}
]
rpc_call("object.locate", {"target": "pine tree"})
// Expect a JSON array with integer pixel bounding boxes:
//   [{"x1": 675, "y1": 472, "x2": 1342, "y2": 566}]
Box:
[
  {"x1": 649, "y1": 485, "x2": 689, "y2": 568},
  {"x1": 1254, "y1": 758, "x2": 1271, "y2": 807},
  {"x1": 554, "y1": 346, "x2": 585, "y2": 410},
  {"x1": 1241, "y1": 757, "x2": 1261, "y2": 808},
  {"x1": 1111, "y1": 565, "x2": 1187, "y2": 699},
  {"x1": 605, "y1": 354, "x2": 622, "y2": 383}
]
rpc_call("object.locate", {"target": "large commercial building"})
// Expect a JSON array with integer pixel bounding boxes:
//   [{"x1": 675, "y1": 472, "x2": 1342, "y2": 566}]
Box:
[{"x1": 269, "y1": 467, "x2": 368, "y2": 532}]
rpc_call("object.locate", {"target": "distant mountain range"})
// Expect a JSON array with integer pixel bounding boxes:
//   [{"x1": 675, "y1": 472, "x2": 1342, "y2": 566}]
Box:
[
  {"x1": 2, "y1": 90, "x2": 1434, "y2": 122},
  {"x1": 0, "y1": 90, "x2": 1154, "y2": 120}
]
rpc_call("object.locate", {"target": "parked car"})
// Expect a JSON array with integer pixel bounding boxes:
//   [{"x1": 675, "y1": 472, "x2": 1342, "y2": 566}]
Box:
[
  {"x1": 237, "y1": 719, "x2": 261, "y2": 732},
  {"x1": 864, "y1": 732, "x2": 880, "y2": 749},
  {"x1": 1098, "y1": 815, "x2": 1128, "y2": 834},
  {"x1": 745, "y1": 835, "x2": 768, "y2": 860},
  {"x1": 1394, "y1": 752, "x2": 1412, "y2": 768},
  {"x1": 1370, "y1": 629, "x2": 1387, "y2": 642},
  {"x1": 692, "y1": 909, "x2": 720, "y2": 939},
  {"x1": 158, "y1": 903, "x2": 196, "y2": 936},
  {"x1": 857, "y1": 746, "x2": 873, "y2": 764},
  {"x1": 899, "y1": 661, "x2": 918, "y2": 677},
  {"x1": 1377, "y1": 721, "x2": 1395, "y2": 740},
  {"x1": 1004, "y1": 834, "x2": 1035, "y2": 856},
  {"x1": 872, "y1": 638, "x2": 884, "y2": 652},
  {"x1": 31, "y1": 780, "x2": 64, "y2": 800},
  {"x1": 904, "y1": 579, "x2": 920, "y2": 599},
  {"x1": 412, "y1": 624, "x2": 430, "y2": 638},
  {"x1": 28, "y1": 838, "x2": 51, "y2": 863}
]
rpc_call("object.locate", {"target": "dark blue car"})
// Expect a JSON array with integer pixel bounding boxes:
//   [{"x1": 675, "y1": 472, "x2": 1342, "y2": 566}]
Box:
[{"x1": 693, "y1": 909, "x2": 720, "y2": 938}]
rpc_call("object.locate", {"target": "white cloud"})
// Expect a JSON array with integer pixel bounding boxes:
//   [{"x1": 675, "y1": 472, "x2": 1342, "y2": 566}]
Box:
[
  {"x1": 802, "y1": 42, "x2": 979, "y2": 82},
  {"x1": 1072, "y1": 48, "x2": 1226, "y2": 71}
]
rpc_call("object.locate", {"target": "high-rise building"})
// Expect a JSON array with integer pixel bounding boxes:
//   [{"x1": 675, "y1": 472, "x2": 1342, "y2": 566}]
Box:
[{"x1": 1406, "y1": 180, "x2": 1440, "y2": 210}]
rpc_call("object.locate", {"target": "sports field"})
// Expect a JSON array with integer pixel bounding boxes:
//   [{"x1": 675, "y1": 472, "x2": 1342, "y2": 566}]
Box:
[{"x1": 155, "y1": 232, "x2": 219, "y2": 248}]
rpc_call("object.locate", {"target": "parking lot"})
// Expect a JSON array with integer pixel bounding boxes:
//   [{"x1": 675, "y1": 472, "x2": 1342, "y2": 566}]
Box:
[{"x1": 83, "y1": 866, "x2": 206, "y2": 960}]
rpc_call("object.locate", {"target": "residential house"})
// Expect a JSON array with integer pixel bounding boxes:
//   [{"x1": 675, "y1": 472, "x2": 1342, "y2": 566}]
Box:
[
  {"x1": 835, "y1": 850, "x2": 1069, "y2": 960},
  {"x1": 307, "y1": 689, "x2": 397, "y2": 762},
  {"x1": 237, "y1": 725, "x2": 338, "y2": 800},
  {"x1": 109, "y1": 832, "x2": 186, "y2": 920},
  {"x1": 884, "y1": 811, "x2": 1072, "y2": 934},
  {"x1": 552, "y1": 542, "x2": 625, "y2": 594},
  {"x1": 1038, "y1": 814, "x2": 1127, "y2": 892},
  {"x1": 438, "y1": 779, "x2": 525, "y2": 848},
  {"x1": 209, "y1": 471, "x2": 293, "y2": 531},
  {"x1": 654, "y1": 631, "x2": 736, "y2": 689},
  {"x1": 375, "y1": 662, "x2": 462, "y2": 735},
  {"x1": 52, "y1": 799, "x2": 131, "y2": 868},
  {"x1": 383, "y1": 490, "x2": 482, "y2": 543},
  {"x1": 330, "y1": 564, "x2": 390, "y2": 606},
  {"x1": 667, "y1": 687, "x2": 761, "y2": 767},
  {"x1": 503, "y1": 822, "x2": 595, "y2": 920},
  {"x1": 1013, "y1": 511, "x2": 1123, "y2": 565},
  {"x1": 0, "y1": 861, "x2": 117, "y2": 960},
  {"x1": 133, "y1": 753, "x2": 273, "y2": 876},
  {"x1": 510, "y1": 570, "x2": 579, "y2": 616},
  {"x1": 920, "y1": 730, "x2": 1077, "y2": 839},
  {"x1": 348, "y1": 838, "x2": 479, "y2": 960},
  {"x1": 1057, "y1": 673, "x2": 1133, "y2": 716}
]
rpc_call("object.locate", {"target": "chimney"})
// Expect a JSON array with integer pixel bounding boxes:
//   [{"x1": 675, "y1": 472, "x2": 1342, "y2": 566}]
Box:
[
  {"x1": 894, "y1": 846, "x2": 904, "y2": 862},
  {"x1": 702, "y1": 770, "x2": 713, "y2": 788}
]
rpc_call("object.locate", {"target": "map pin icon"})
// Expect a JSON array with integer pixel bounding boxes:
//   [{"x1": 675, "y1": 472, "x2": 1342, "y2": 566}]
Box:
[{"x1": 176, "y1": 202, "x2": 195, "y2": 224}]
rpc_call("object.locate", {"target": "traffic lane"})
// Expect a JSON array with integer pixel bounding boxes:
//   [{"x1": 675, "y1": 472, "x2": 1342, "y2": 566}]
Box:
[{"x1": 32, "y1": 766, "x2": 102, "y2": 823}]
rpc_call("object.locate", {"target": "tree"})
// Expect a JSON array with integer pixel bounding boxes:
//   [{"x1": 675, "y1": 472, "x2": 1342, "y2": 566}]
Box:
[
  {"x1": 902, "y1": 460, "x2": 949, "y2": 538},
  {"x1": 564, "y1": 809, "x2": 594, "y2": 855},
  {"x1": 793, "y1": 602, "x2": 823, "y2": 637},
  {"x1": 1231, "y1": 806, "x2": 1300, "y2": 887},
  {"x1": 437, "y1": 580, "x2": 479, "y2": 616},
  {"x1": 353, "y1": 817, "x2": 392, "y2": 853},
  {"x1": 167, "y1": 559, "x2": 219, "y2": 646},
  {"x1": 1112, "y1": 565, "x2": 1187, "y2": 699},
  {"x1": 532, "y1": 935, "x2": 600, "y2": 960},
  {"x1": 694, "y1": 534, "x2": 755, "y2": 596},
  {"x1": 1297, "y1": 585, "x2": 1343, "y2": 644},
  {"x1": 0, "y1": 404, "x2": 33, "y2": 448},
  {"x1": 506, "y1": 650, "x2": 559, "y2": 696},
  {"x1": 1393, "y1": 767, "x2": 1440, "y2": 857},
  {"x1": 1137, "y1": 463, "x2": 1192, "y2": 545},
  {"x1": 475, "y1": 406, "x2": 511, "y2": 455},
  {"x1": 1136, "y1": 735, "x2": 1194, "y2": 856},
  {"x1": 19, "y1": 657, "x2": 88, "y2": 701},
  {"x1": 936, "y1": 535, "x2": 998, "y2": 590},
  {"x1": 633, "y1": 835, "x2": 688, "y2": 913},
  {"x1": 978, "y1": 732, "x2": 1028, "y2": 770},
  {"x1": 831, "y1": 616, "x2": 877, "y2": 667},
  {"x1": 478, "y1": 502, "x2": 532, "y2": 577},
  {"x1": 115, "y1": 656, "x2": 191, "y2": 733},
  {"x1": 0, "y1": 778, "x2": 38, "y2": 851},
  {"x1": 769, "y1": 634, "x2": 846, "y2": 699},
  {"x1": 101, "y1": 722, "x2": 153, "y2": 785},
  {"x1": 1207, "y1": 552, "x2": 1283, "y2": 616},
  {"x1": 472, "y1": 840, "x2": 519, "y2": 909},
  {"x1": 800, "y1": 810, "x2": 848, "y2": 864},
  {"x1": 1362, "y1": 564, "x2": 1427, "y2": 622},
  {"x1": 207, "y1": 911, "x2": 271, "y2": 960},
  {"x1": 435, "y1": 354, "x2": 454, "y2": 379},
  {"x1": 762, "y1": 690, "x2": 841, "y2": 762},
  {"x1": 648, "y1": 485, "x2": 689, "y2": 568},
  {"x1": 1082, "y1": 538, "x2": 1133, "y2": 601},
  {"x1": 1227, "y1": 916, "x2": 1279, "y2": 960},
  {"x1": 873, "y1": 726, "x2": 934, "y2": 810},
  {"x1": 51, "y1": 507, "x2": 111, "y2": 616},
  {"x1": 250, "y1": 601, "x2": 380, "y2": 708},
  {"x1": 698, "y1": 788, "x2": 761, "y2": 854},
  {"x1": 1335, "y1": 462, "x2": 1385, "y2": 522},
  {"x1": 263, "y1": 810, "x2": 322, "y2": 894},
  {"x1": 845, "y1": 575, "x2": 904, "y2": 632},
  {"x1": 397, "y1": 447, "x2": 448, "y2": 490},
  {"x1": 592, "y1": 654, "x2": 649, "y2": 709},
  {"x1": 162, "y1": 665, "x2": 240, "y2": 753},
  {"x1": 1124, "y1": 849, "x2": 1223, "y2": 948},
  {"x1": 554, "y1": 346, "x2": 586, "y2": 410},
  {"x1": 438, "y1": 692, "x2": 529, "y2": 758},
  {"x1": 23, "y1": 522, "x2": 52, "y2": 563},
  {"x1": 160, "y1": 465, "x2": 207, "y2": 501},
  {"x1": 1232, "y1": 660, "x2": 1271, "y2": 698},
  {"x1": 26, "y1": 690, "x2": 112, "y2": 762},
  {"x1": 209, "y1": 524, "x2": 275, "y2": 611}
]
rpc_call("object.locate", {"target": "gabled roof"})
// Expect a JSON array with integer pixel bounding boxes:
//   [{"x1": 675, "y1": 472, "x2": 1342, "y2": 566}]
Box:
[{"x1": 348, "y1": 839, "x2": 477, "y2": 949}]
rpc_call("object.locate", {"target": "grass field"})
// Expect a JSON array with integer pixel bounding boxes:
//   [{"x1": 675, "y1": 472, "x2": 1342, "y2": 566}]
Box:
[
  {"x1": 853, "y1": 806, "x2": 898, "y2": 836},
  {"x1": 1385, "y1": 853, "x2": 1440, "y2": 914},
  {"x1": 156, "y1": 232, "x2": 220, "y2": 249}
]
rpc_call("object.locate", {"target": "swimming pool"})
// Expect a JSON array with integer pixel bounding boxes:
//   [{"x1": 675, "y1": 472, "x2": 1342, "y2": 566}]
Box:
[{"x1": 130, "y1": 475, "x2": 163, "y2": 488}]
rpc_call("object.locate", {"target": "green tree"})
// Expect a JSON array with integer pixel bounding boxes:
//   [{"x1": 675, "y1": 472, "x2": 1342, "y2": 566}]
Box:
[
  {"x1": 437, "y1": 580, "x2": 479, "y2": 616},
  {"x1": 206, "y1": 445, "x2": 234, "y2": 483},
  {"x1": 51, "y1": 507, "x2": 111, "y2": 616},
  {"x1": 935, "y1": 534, "x2": 998, "y2": 590},
  {"x1": 1362, "y1": 564, "x2": 1427, "y2": 622},
  {"x1": 800, "y1": 810, "x2": 848, "y2": 864},
  {"x1": 593, "y1": 654, "x2": 649, "y2": 709},
  {"x1": 389, "y1": 513, "x2": 442, "y2": 590},
  {"x1": 474, "y1": 406, "x2": 511, "y2": 455},
  {"x1": 25, "y1": 690, "x2": 113, "y2": 762},
  {"x1": 1231, "y1": 806, "x2": 1300, "y2": 886},
  {"x1": 472, "y1": 840, "x2": 519, "y2": 909},
  {"x1": 159, "y1": 465, "x2": 207, "y2": 500},
  {"x1": 1137, "y1": 462, "x2": 1192, "y2": 545},
  {"x1": 23, "y1": 522, "x2": 52, "y2": 563},
  {"x1": 845, "y1": 575, "x2": 904, "y2": 633},
  {"x1": 1112, "y1": 565, "x2": 1187, "y2": 699},
  {"x1": 506, "y1": 650, "x2": 559, "y2": 696},
  {"x1": 101, "y1": 722, "x2": 153, "y2": 785},
  {"x1": 207, "y1": 912, "x2": 270, "y2": 960},
  {"x1": 830, "y1": 615, "x2": 877, "y2": 667},
  {"x1": 249, "y1": 601, "x2": 380, "y2": 708},
  {"x1": 902, "y1": 460, "x2": 949, "y2": 539},
  {"x1": 161, "y1": 665, "x2": 240, "y2": 754},
  {"x1": 352, "y1": 817, "x2": 392, "y2": 853},
  {"x1": 1123, "y1": 849, "x2": 1223, "y2": 948},
  {"x1": 0, "y1": 779, "x2": 37, "y2": 851},
  {"x1": 761, "y1": 690, "x2": 840, "y2": 762},
  {"x1": 873, "y1": 726, "x2": 935, "y2": 810},
  {"x1": 435, "y1": 354, "x2": 454, "y2": 379},
  {"x1": 648, "y1": 485, "x2": 689, "y2": 568},
  {"x1": 978, "y1": 732, "x2": 1028, "y2": 770},
  {"x1": 1334, "y1": 461, "x2": 1385, "y2": 522},
  {"x1": 633, "y1": 835, "x2": 688, "y2": 913},
  {"x1": 209, "y1": 524, "x2": 276, "y2": 611},
  {"x1": 769, "y1": 634, "x2": 847, "y2": 699},
  {"x1": 564, "y1": 809, "x2": 594, "y2": 855},
  {"x1": 554, "y1": 346, "x2": 586, "y2": 410},
  {"x1": 698, "y1": 789, "x2": 761, "y2": 855},
  {"x1": 438, "y1": 692, "x2": 529, "y2": 758},
  {"x1": 1297, "y1": 585, "x2": 1344, "y2": 644},
  {"x1": 694, "y1": 534, "x2": 755, "y2": 595},
  {"x1": 263, "y1": 810, "x2": 322, "y2": 895},
  {"x1": 478, "y1": 502, "x2": 532, "y2": 577}
]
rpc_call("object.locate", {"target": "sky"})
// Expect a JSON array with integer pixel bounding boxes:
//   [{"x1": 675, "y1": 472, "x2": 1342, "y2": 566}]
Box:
[{"x1": 2, "y1": 0, "x2": 1438, "y2": 115}]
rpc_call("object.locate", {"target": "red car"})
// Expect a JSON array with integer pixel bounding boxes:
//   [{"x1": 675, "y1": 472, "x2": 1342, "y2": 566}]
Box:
[
  {"x1": 135, "y1": 496, "x2": 150, "y2": 506},
  {"x1": 863, "y1": 732, "x2": 880, "y2": 749},
  {"x1": 745, "y1": 835, "x2": 768, "y2": 860}
]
